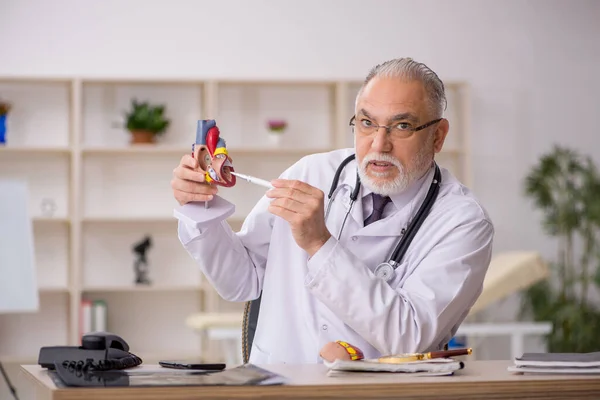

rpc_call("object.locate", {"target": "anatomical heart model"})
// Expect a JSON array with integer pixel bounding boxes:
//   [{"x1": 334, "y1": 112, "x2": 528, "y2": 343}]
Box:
[
  {"x1": 193, "y1": 119, "x2": 236, "y2": 187},
  {"x1": 173, "y1": 119, "x2": 237, "y2": 228}
]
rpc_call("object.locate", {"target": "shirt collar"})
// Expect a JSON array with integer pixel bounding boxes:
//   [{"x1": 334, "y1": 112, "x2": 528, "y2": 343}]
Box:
[
  {"x1": 360, "y1": 162, "x2": 435, "y2": 213},
  {"x1": 335, "y1": 154, "x2": 435, "y2": 212}
]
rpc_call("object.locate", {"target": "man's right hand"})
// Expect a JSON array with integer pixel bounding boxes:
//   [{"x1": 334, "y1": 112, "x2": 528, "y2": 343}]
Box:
[{"x1": 171, "y1": 154, "x2": 218, "y2": 206}]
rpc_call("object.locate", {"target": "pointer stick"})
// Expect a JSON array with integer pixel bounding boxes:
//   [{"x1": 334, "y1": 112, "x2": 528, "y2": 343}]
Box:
[{"x1": 231, "y1": 172, "x2": 274, "y2": 189}]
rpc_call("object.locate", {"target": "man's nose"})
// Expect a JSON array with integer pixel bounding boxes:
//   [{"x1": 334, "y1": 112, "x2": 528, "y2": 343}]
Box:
[{"x1": 370, "y1": 127, "x2": 393, "y2": 152}]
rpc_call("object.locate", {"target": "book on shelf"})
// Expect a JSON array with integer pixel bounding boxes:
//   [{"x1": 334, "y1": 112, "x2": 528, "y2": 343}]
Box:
[
  {"x1": 508, "y1": 352, "x2": 600, "y2": 374},
  {"x1": 80, "y1": 299, "x2": 108, "y2": 338}
]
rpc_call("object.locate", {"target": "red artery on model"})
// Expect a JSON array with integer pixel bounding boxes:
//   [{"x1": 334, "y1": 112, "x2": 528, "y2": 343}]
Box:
[{"x1": 193, "y1": 120, "x2": 236, "y2": 187}]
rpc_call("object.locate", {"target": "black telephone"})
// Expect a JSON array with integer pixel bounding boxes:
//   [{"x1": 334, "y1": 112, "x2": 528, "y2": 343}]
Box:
[{"x1": 38, "y1": 332, "x2": 142, "y2": 372}]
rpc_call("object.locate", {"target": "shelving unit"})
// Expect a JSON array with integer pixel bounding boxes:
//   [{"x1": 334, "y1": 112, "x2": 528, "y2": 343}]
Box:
[{"x1": 0, "y1": 76, "x2": 471, "y2": 363}]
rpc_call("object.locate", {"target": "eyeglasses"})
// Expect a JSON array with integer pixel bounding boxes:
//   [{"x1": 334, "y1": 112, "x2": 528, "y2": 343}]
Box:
[{"x1": 349, "y1": 115, "x2": 442, "y2": 140}]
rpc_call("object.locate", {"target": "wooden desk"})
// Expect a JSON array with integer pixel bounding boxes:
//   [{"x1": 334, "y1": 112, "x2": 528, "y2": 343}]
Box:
[{"x1": 20, "y1": 360, "x2": 600, "y2": 400}]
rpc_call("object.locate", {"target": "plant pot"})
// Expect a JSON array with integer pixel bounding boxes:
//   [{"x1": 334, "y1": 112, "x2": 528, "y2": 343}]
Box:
[
  {"x1": 130, "y1": 130, "x2": 155, "y2": 144},
  {"x1": 267, "y1": 131, "x2": 283, "y2": 146},
  {"x1": 266, "y1": 120, "x2": 286, "y2": 147}
]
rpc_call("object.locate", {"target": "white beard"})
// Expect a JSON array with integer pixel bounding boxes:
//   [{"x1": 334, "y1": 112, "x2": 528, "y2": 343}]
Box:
[{"x1": 357, "y1": 147, "x2": 433, "y2": 196}]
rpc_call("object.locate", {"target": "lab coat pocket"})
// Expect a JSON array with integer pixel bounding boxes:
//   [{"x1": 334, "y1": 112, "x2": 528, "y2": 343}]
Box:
[
  {"x1": 250, "y1": 342, "x2": 270, "y2": 363},
  {"x1": 252, "y1": 341, "x2": 286, "y2": 364}
]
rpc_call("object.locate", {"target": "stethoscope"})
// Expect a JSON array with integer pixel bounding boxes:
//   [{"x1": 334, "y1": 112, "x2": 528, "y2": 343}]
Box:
[{"x1": 324, "y1": 154, "x2": 442, "y2": 282}]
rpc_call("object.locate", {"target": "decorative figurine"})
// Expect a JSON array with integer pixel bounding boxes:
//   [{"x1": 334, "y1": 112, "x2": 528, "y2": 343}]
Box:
[
  {"x1": 132, "y1": 235, "x2": 152, "y2": 285},
  {"x1": 193, "y1": 119, "x2": 236, "y2": 187},
  {"x1": 319, "y1": 341, "x2": 365, "y2": 363}
]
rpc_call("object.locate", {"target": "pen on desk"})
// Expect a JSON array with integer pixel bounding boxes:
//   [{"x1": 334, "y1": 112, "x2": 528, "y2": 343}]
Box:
[
  {"x1": 230, "y1": 172, "x2": 274, "y2": 189},
  {"x1": 422, "y1": 348, "x2": 472, "y2": 359},
  {"x1": 378, "y1": 348, "x2": 472, "y2": 364}
]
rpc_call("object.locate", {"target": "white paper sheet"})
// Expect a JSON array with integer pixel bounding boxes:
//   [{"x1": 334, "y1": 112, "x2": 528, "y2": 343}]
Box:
[{"x1": 324, "y1": 358, "x2": 464, "y2": 376}]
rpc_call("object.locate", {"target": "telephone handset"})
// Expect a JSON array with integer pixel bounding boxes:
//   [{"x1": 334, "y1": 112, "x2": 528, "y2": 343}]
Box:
[{"x1": 38, "y1": 332, "x2": 143, "y2": 371}]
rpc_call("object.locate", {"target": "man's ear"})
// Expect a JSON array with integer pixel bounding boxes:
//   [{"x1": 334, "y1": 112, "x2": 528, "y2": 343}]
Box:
[{"x1": 433, "y1": 118, "x2": 449, "y2": 153}]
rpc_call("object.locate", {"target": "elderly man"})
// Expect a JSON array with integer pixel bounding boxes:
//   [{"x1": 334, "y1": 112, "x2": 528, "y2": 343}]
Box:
[{"x1": 171, "y1": 57, "x2": 494, "y2": 364}]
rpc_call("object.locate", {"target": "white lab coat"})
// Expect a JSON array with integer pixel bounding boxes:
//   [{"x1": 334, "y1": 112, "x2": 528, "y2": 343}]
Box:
[{"x1": 178, "y1": 148, "x2": 494, "y2": 364}]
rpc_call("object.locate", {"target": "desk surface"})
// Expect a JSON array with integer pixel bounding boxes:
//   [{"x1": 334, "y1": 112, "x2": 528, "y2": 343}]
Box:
[{"x1": 21, "y1": 360, "x2": 600, "y2": 400}]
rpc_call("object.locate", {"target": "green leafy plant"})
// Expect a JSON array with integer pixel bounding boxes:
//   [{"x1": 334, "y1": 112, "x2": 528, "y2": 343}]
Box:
[
  {"x1": 124, "y1": 99, "x2": 170, "y2": 136},
  {"x1": 520, "y1": 145, "x2": 600, "y2": 352}
]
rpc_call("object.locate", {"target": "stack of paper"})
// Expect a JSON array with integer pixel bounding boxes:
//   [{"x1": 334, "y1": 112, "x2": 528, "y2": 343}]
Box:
[
  {"x1": 508, "y1": 352, "x2": 600, "y2": 374},
  {"x1": 325, "y1": 358, "x2": 464, "y2": 377}
]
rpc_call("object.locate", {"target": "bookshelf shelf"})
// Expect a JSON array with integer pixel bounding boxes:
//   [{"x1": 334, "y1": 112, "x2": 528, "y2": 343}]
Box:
[
  {"x1": 39, "y1": 286, "x2": 70, "y2": 293},
  {"x1": 0, "y1": 146, "x2": 71, "y2": 154},
  {"x1": 79, "y1": 146, "x2": 334, "y2": 157},
  {"x1": 0, "y1": 354, "x2": 39, "y2": 364},
  {"x1": 33, "y1": 216, "x2": 71, "y2": 223},
  {"x1": 81, "y1": 145, "x2": 189, "y2": 155},
  {"x1": 82, "y1": 285, "x2": 202, "y2": 293},
  {"x1": 0, "y1": 76, "x2": 471, "y2": 362},
  {"x1": 81, "y1": 216, "x2": 245, "y2": 227},
  {"x1": 82, "y1": 216, "x2": 177, "y2": 223}
]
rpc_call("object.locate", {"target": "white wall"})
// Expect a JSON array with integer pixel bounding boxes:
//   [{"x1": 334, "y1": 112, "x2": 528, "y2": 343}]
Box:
[{"x1": 1, "y1": 0, "x2": 599, "y2": 350}]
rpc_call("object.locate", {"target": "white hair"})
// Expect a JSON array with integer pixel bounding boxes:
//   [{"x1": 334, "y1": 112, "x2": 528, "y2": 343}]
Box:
[{"x1": 355, "y1": 57, "x2": 447, "y2": 118}]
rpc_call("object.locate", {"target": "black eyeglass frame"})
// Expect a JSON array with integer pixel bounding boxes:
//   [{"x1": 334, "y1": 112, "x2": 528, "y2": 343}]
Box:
[{"x1": 349, "y1": 115, "x2": 442, "y2": 135}]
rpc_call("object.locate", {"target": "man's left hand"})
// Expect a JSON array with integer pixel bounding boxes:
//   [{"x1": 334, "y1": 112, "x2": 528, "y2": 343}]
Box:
[{"x1": 266, "y1": 179, "x2": 331, "y2": 257}]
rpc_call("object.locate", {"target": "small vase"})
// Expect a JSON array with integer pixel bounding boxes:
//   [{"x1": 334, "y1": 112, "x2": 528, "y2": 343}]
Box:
[
  {"x1": 267, "y1": 131, "x2": 283, "y2": 147},
  {"x1": 0, "y1": 115, "x2": 6, "y2": 145},
  {"x1": 130, "y1": 130, "x2": 155, "y2": 144}
]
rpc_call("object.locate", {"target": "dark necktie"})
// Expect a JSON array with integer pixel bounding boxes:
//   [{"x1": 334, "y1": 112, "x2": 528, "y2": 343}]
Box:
[{"x1": 364, "y1": 193, "x2": 391, "y2": 226}]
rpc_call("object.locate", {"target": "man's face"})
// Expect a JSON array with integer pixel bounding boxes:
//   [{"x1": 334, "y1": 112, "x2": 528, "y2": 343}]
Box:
[{"x1": 354, "y1": 77, "x2": 448, "y2": 196}]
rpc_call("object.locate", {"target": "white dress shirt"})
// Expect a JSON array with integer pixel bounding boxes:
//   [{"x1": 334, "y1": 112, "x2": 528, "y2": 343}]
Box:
[{"x1": 177, "y1": 148, "x2": 494, "y2": 364}]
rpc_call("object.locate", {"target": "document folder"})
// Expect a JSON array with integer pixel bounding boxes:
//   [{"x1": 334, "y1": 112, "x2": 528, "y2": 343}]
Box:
[{"x1": 509, "y1": 352, "x2": 600, "y2": 374}]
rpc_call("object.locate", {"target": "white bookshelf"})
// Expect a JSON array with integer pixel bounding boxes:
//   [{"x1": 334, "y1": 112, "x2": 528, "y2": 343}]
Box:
[{"x1": 0, "y1": 76, "x2": 471, "y2": 363}]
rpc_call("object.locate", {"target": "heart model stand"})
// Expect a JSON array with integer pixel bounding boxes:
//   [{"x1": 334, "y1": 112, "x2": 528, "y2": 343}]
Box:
[{"x1": 173, "y1": 195, "x2": 235, "y2": 230}]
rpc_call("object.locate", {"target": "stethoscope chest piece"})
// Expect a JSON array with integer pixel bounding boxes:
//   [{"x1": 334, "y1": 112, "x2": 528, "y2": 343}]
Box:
[
  {"x1": 375, "y1": 262, "x2": 395, "y2": 282},
  {"x1": 327, "y1": 154, "x2": 441, "y2": 285}
]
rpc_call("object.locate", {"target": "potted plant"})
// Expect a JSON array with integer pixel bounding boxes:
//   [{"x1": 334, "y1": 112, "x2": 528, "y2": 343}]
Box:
[
  {"x1": 519, "y1": 145, "x2": 600, "y2": 352},
  {"x1": 266, "y1": 119, "x2": 287, "y2": 146},
  {"x1": 124, "y1": 99, "x2": 170, "y2": 144},
  {"x1": 0, "y1": 100, "x2": 11, "y2": 145}
]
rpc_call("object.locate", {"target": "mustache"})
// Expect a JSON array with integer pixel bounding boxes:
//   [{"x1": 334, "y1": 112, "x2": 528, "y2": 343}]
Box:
[{"x1": 361, "y1": 153, "x2": 402, "y2": 169}]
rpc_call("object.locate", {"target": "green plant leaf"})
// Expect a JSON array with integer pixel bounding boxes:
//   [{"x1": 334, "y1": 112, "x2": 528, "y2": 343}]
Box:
[
  {"x1": 124, "y1": 98, "x2": 170, "y2": 135},
  {"x1": 521, "y1": 144, "x2": 600, "y2": 352},
  {"x1": 518, "y1": 280, "x2": 554, "y2": 320}
]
